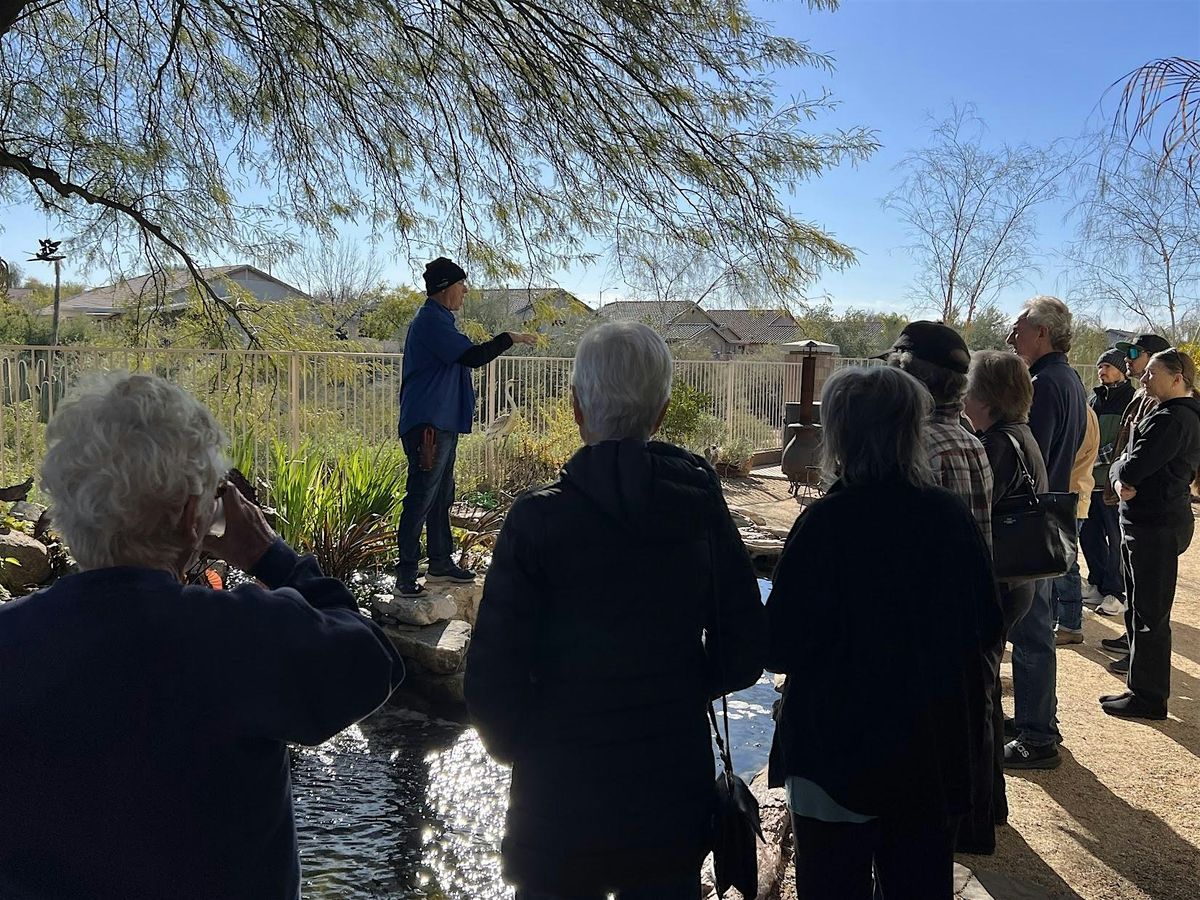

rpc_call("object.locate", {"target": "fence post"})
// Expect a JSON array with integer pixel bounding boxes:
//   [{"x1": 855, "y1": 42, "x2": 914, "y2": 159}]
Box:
[
  {"x1": 725, "y1": 360, "x2": 736, "y2": 440},
  {"x1": 288, "y1": 351, "x2": 301, "y2": 453}
]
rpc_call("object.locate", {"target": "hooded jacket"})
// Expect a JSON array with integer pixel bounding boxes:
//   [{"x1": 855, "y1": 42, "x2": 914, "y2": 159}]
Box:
[
  {"x1": 1111, "y1": 395, "x2": 1200, "y2": 527},
  {"x1": 1090, "y1": 379, "x2": 1136, "y2": 487},
  {"x1": 465, "y1": 440, "x2": 766, "y2": 894}
]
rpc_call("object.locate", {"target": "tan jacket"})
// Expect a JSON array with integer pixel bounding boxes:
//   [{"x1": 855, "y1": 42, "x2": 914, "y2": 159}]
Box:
[{"x1": 1071, "y1": 405, "x2": 1100, "y2": 519}]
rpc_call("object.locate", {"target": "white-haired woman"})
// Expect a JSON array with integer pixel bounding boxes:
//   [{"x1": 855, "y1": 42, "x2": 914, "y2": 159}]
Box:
[
  {"x1": 766, "y1": 366, "x2": 1001, "y2": 900},
  {"x1": 0, "y1": 373, "x2": 403, "y2": 899},
  {"x1": 465, "y1": 322, "x2": 766, "y2": 900}
]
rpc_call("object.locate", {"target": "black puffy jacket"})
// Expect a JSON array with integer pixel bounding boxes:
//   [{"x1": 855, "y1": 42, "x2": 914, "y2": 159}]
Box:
[{"x1": 465, "y1": 439, "x2": 766, "y2": 894}]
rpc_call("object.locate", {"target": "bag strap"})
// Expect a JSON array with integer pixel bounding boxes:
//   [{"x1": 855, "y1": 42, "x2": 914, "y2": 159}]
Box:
[
  {"x1": 1001, "y1": 429, "x2": 1038, "y2": 497},
  {"x1": 706, "y1": 526, "x2": 736, "y2": 785}
]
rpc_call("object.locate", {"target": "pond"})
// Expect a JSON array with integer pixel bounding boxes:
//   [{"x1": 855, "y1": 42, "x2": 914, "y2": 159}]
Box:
[{"x1": 293, "y1": 580, "x2": 776, "y2": 899}]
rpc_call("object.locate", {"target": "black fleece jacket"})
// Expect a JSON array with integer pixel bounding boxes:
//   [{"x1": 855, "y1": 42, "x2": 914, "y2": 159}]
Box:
[{"x1": 1111, "y1": 395, "x2": 1200, "y2": 527}]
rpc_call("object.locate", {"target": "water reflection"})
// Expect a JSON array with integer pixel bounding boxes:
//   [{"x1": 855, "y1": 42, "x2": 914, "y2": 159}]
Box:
[{"x1": 293, "y1": 579, "x2": 777, "y2": 897}]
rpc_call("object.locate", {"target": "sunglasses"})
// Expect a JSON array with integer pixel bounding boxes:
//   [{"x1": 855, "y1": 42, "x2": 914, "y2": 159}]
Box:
[{"x1": 1125, "y1": 347, "x2": 1144, "y2": 360}]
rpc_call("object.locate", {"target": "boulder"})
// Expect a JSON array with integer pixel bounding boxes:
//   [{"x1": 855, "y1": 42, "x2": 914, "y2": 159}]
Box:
[
  {"x1": 373, "y1": 592, "x2": 458, "y2": 626},
  {"x1": 9, "y1": 501, "x2": 46, "y2": 526},
  {"x1": 0, "y1": 530, "x2": 51, "y2": 590},
  {"x1": 406, "y1": 670, "x2": 466, "y2": 706},
  {"x1": 384, "y1": 619, "x2": 472, "y2": 675},
  {"x1": 442, "y1": 580, "x2": 484, "y2": 624},
  {"x1": 729, "y1": 506, "x2": 768, "y2": 528}
]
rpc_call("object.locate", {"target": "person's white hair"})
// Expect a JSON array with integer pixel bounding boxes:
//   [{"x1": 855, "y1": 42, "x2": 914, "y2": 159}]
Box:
[
  {"x1": 571, "y1": 322, "x2": 673, "y2": 443},
  {"x1": 40, "y1": 372, "x2": 227, "y2": 570},
  {"x1": 1022, "y1": 295, "x2": 1073, "y2": 352}
]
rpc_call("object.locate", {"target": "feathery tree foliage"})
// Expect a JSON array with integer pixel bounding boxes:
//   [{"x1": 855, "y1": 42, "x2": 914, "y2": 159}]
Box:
[{"x1": 0, "y1": 0, "x2": 874, "y2": 337}]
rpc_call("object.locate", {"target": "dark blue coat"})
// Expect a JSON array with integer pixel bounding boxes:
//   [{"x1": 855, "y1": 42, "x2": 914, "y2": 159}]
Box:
[
  {"x1": 1027, "y1": 352, "x2": 1088, "y2": 493},
  {"x1": 0, "y1": 541, "x2": 403, "y2": 899}
]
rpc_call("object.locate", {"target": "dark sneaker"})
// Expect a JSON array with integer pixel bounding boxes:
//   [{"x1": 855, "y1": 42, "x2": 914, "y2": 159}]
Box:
[
  {"x1": 1101, "y1": 634, "x2": 1130, "y2": 654},
  {"x1": 1003, "y1": 739, "x2": 1061, "y2": 770},
  {"x1": 425, "y1": 563, "x2": 477, "y2": 584},
  {"x1": 1100, "y1": 689, "x2": 1134, "y2": 704},
  {"x1": 395, "y1": 581, "x2": 425, "y2": 599},
  {"x1": 1109, "y1": 655, "x2": 1130, "y2": 675},
  {"x1": 1101, "y1": 693, "x2": 1167, "y2": 720}
]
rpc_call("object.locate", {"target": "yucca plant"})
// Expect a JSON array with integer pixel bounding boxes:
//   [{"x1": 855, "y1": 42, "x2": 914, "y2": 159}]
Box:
[{"x1": 265, "y1": 440, "x2": 407, "y2": 580}]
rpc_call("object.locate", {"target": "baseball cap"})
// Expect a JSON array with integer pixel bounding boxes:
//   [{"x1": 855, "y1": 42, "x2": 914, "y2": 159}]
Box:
[
  {"x1": 873, "y1": 321, "x2": 970, "y2": 374},
  {"x1": 1114, "y1": 333, "x2": 1170, "y2": 356}
]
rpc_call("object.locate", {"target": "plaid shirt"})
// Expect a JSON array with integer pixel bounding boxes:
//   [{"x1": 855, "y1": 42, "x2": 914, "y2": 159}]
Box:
[{"x1": 926, "y1": 403, "x2": 994, "y2": 552}]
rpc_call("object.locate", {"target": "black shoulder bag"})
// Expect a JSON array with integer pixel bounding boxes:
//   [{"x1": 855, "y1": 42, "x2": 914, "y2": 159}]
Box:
[
  {"x1": 990, "y1": 431, "x2": 1078, "y2": 581},
  {"x1": 707, "y1": 532, "x2": 763, "y2": 899}
]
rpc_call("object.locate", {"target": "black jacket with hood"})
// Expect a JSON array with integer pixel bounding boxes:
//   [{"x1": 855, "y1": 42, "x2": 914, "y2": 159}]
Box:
[
  {"x1": 464, "y1": 439, "x2": 766, "y2": 894},
  {"x1": 1111, "y1": 395, "x2": 1200, "y2": 527}
]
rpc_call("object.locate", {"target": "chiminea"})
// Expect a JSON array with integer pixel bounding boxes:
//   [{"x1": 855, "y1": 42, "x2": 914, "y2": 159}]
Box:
[{"x1": 781, "y1": 344, "x2": 822, "y2": 490}]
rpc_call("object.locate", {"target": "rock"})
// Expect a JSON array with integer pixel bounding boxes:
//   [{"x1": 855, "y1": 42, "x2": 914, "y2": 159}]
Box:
[
  {"x1": 384, "y1": 619, "x2": 472, "y2": 675},
  {"x1": 442, "y1": 580, "x2": 484, "y2": 624},
  {"x1": 0, "y1": 530, "x2": 51, "y2": 590},
  {"x1": 729, "y1": 506, "x2": 768, "y2": 528},
  {"x1": 9, "y1": 501, "x2": 46, "y2": 526},
  {"x1": 0, "y1": 584, "x2": 10, "y2": 603},
  {"x1": 406, "y1": 669, "x2": 466, "y2": 706},
  {"x1": 374, "y1": 592, "x2": 458, "y2": 626}
]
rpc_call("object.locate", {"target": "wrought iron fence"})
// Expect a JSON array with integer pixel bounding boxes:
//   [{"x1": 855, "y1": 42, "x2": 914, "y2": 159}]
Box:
[{"x1": 0, "y1": 345, "x2": 1102, "y2": 494}]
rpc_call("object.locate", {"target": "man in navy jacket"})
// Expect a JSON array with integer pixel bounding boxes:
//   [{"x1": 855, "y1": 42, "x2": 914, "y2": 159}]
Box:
[{"x1": 1004, "y1": 295, "x2": 1087, "y2": 770}]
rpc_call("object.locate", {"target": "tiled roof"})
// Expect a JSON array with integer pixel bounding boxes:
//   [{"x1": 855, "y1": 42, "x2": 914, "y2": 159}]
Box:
[
  {"x1": 658, "y1": 322, "x2": 717, "y2": 342},
  {"x1": 597, "y1": 300, "x2": 699, "y2": 326},
  {"x1": 706, "y1": 308, "x2": 800, "y2": 344},
  {"x1": 475, "y1": 287, "x2": 591, "y2": 319},
  {"x1": 55, "y1": 265, "x2": 306, "y2": 316}
]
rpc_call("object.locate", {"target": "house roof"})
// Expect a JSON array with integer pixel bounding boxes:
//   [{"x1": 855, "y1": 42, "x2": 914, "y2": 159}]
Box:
[
  {"x1": 53, "y1": 265, "x2": 307, "y2": 317},
  {"x1": 598, "y1": 300, "x2": 700, "y2": 326},
  {"x1": 475, "y1": 287, "x2": 592, "y2": 319},
  {"x1": 706, "y1": 308, "x2": 800, "y2": 344}
]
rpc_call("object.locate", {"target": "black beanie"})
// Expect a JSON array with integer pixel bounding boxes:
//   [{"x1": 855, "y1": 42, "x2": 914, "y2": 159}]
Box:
[{"x1": 423, "y1": 257, "x2": 467, "y2": 295}]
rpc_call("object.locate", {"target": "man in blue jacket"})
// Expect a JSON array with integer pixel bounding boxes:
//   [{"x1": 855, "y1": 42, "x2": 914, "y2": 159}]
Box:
[
  {"x1": 396, "y1": 257, "x2": 536, "y2": 598},
  {"x1": 1004, "y1": 295, "x2": 1087, "y2": 770}
]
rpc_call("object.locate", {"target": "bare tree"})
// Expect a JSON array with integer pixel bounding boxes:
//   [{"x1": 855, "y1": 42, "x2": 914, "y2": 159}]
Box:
[
  {"x1": 1065, "y1": 147, "x2": 1200, "y2": 342},
  {"x1": 0, "y1": 0, "x2": 874, "y2": 342},
  {"x1": 284, "y1": 240, "x2": 386, "y2": 334},
  {"x1": 885, "y1": 105, "x2": 1072, "y2": 326}
]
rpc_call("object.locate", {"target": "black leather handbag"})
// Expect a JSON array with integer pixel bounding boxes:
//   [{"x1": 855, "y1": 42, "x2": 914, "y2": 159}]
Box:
[
  {"x1": 708, "y1": 697, "x2": 762, "y2": 899},
  {"x1": 991, "y1": 432, "x2": 1078, "y2": 581}
]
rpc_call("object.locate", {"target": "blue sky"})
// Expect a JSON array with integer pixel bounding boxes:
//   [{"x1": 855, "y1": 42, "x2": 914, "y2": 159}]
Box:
[{"x1": 2, "y1": 0, "x2": 1197, "y2": 324}]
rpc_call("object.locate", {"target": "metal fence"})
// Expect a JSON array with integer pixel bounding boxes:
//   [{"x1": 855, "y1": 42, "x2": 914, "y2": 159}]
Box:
[{"x1": 0, "y1": 345, "x2": 1100, "y2": 494}]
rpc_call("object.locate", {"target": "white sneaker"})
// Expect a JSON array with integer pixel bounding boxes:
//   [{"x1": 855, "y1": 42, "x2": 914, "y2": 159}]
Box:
[
  {"x1": 1082, "y1": 583, "x2": 1103, "y2": 602},
  {"x1": 1097, "y1": 595, "x2": 1126, "y2": 616}
]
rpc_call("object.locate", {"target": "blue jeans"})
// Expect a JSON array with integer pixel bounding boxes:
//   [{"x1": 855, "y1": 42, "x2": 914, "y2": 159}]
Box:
[
  {"x1": 1051, "y1": 520, "x2": 1085, "y2": 631},
  {"x1": 396, "y1": 426, "x2": 459, "y2": 582},
  {"x1": 515, "y1": 880, "x2": 700, "y2": 900},
  {"x1": 1080, "y1": 493, "x2": 1124, "y2": 600},
  {"x1": 1008, "y1": 578, "x2": 1061, "y2": 747}
]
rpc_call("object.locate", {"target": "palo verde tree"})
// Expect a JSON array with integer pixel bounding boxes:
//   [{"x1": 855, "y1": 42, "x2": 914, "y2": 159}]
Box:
[
  {"x1": 885, "y1": 104, "x2": 1072, "y2": 328},
  {"x1": 0, "y1": 1, "x2": 874, "y2": 342}
]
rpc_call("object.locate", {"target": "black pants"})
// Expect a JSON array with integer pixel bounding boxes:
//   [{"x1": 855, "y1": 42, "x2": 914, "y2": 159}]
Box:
[
  {"x1": 1123, "y1": 519, "x2": 1194, "y2": 708},
  {"x1": 395, "y1": 426, "x2": 459, "y2": 581},
  {"x1": 792, "y1": 813, "x2": 954, "y2": 900}
]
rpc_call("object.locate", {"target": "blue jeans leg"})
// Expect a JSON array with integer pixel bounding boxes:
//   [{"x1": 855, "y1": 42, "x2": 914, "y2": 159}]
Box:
[
  {"x1": 1052, "y1": 521, "x2": 1085, "y2": 631},
  {"x1": 1080, "y1": 494, "x2": 1125, "y2": 600},
  {"x1": 395, "y1": 426, "x2": 458, "y2": 582},
  {"x1": 1009, "y1": 578, "x2": 1060, "y2": 746}
]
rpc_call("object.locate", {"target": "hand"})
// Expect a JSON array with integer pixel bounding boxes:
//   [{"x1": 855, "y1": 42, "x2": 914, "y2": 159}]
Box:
[
  {"x1": 1116, "y1": 480, "x2": 1137, "y2": 502},
  {"x1": 508, "y1": 331, "x2": 538, "y2": 346},
  {"x1": 203, "y1": 481, "x2": 277, "y2": 573}
]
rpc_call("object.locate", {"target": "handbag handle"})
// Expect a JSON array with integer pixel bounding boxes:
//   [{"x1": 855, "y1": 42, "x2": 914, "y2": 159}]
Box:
[
  {"x1": 1001, "y1": 429, "x2": 1038, "y2": 499},
  {"x1": 706, "y1": 527, "x2": 737, "y2": 785}
]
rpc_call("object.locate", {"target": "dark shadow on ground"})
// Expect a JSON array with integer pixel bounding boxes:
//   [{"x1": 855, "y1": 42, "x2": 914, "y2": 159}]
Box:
[
  {"x1": 1007, "y1": 753, "x2": 1200, "y2": 900},
  {"x1": 958, "y1": 826, "x2": 1080, "y2": 898},
  {"x1": 1068, "y1": 642, "x2": 1200, "y2": 760},
  {"x1": 1164, "y1": 619, "x2": 1200, "y2": 669}
]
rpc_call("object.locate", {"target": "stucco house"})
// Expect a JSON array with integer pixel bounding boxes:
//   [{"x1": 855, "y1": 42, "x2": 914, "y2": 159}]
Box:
[{"x1": 598, "y1": 300, "x2": 800, "y2": 358}]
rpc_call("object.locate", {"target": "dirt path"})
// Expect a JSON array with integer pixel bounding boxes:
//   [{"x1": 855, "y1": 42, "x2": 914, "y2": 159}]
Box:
[{"x1": 726, "y1": 473, "x2": 1200, "y2": 900}]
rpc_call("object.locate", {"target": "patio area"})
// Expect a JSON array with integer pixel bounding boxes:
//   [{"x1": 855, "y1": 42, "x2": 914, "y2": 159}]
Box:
[{"x1": 726, "y1": 471, "x2": 1200, "y2": 900}]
